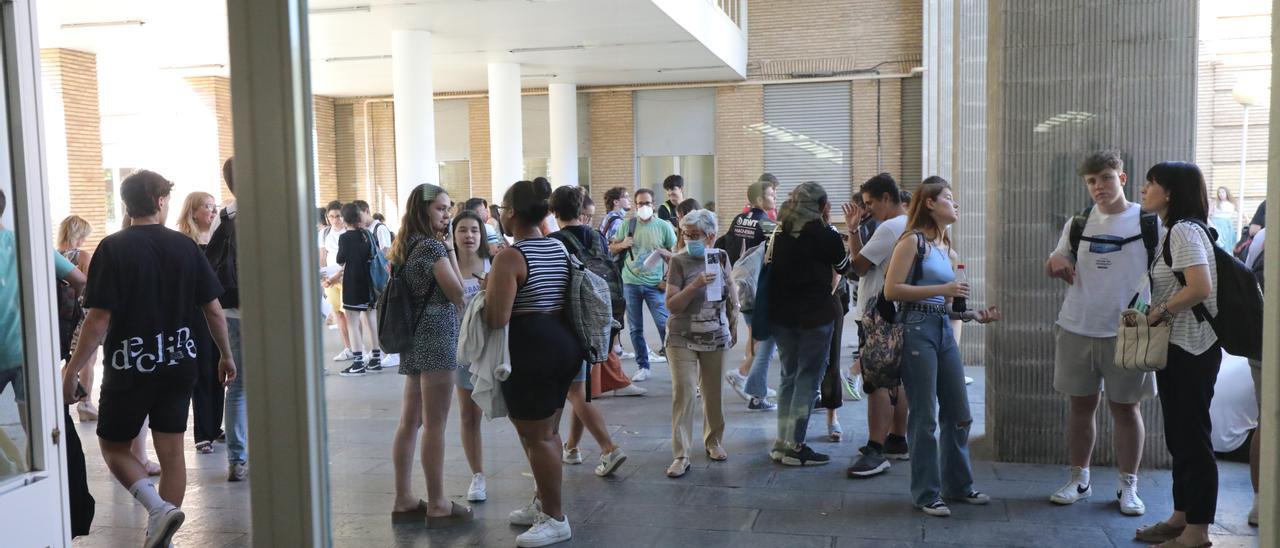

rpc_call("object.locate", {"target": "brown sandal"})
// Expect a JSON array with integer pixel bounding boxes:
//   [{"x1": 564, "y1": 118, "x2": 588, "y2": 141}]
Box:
[
  {"x1": 425, "y1": 501, "x2": 474, "y2": 529},
  {"x1": 1153, "y1": 540, "x2": 1211, "y2": 548},
  {"x1": 1134, "y1": 522, "x2": 1186, "y2": 544},
  {"x1": 391, "y1": 499, "x2": 428, "y2": 523}
]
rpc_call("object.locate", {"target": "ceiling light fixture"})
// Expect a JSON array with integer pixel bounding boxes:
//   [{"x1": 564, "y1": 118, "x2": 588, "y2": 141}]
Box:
[
  {"x1": 655, "y1": 66, "x2": 720, "y2": 73},
  {"x1": 324, "y1": 54, "x2": 392, "y2": 63},
  {"x1": 60, "y1": 20, "x2": 146, "y2": 29},
  {"x1": 509, "y1": 45, "x2": 585, "y2": 54},
  {"x1": 521, "y1": 73, "x2": 558, "y2": 79},
  {"x1": 310, "y1": 5, "x2": 372, "y2": 14}
]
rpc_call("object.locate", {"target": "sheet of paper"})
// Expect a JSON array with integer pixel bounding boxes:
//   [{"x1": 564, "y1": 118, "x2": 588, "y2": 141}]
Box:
[
  {"x1": 704, "y1": 250, "x2": 723, "y2": 301},
  {"x1": 642, "y1": 250, "x2": 663, "y2": 270}
]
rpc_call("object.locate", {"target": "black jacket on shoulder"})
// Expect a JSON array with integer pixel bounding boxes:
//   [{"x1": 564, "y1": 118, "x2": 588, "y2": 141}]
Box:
[{"x1": 206, "y1": 206, "x2": 239, "y2": 309}]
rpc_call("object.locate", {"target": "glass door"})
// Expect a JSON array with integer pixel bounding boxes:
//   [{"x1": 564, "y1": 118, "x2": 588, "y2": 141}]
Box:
[{"x1": 0, "y1": 0, "x2": 73, "y2": 544}]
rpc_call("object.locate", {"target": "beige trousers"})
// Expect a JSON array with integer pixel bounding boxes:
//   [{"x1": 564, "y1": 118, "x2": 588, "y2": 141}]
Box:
[{"x1": 667, "y1": 345, "x2": 726, "y2": 459}]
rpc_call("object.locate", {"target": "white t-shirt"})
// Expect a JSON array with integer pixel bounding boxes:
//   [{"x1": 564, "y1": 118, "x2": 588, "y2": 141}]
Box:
[
  {"x1": 1151, "y1": 221, "x2": 1220, "y2": 355},
  {"x1": 372, "y1": 221, "x2": 393, "y2": 250},
  {"x1": 1051, "y1": 203, "x2": 1157, "y2": 338},
  {"x1": 322, "y1": 226, "x2": 346, "y2": 269},
  {"x1": 1246, "y1": 228, "x2": 1266, "y2": 271},
  {"x1": 854, "y1": 214, "x2": 908, "y2": 318},
  {"x1": 1210, "y1": 351, "x2": 1258, "y2": 453}
]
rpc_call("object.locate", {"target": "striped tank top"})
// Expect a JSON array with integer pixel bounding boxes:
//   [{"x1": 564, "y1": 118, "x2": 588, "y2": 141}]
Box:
[{"x1": 511, "y1": 238, "x2": 570, "y2": 313}]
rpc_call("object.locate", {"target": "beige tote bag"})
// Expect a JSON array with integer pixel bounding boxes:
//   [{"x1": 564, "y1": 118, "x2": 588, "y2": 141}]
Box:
[{"x1": 1115, "y1": 308, "x2": 1170, "y2": 372}]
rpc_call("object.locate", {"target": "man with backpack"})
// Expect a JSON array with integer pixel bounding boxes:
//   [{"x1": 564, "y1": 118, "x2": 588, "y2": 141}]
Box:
[
  {"x1": 205, "y1": 157, "x2": 249, "y2": 482},
  {"x1": 657, "y1": 175, "x2": 685, "y2": 225},
  {"x1": 1044, "y1": 150, "x2": 1157, "y2": 516},
  {"x1": 355, "y1": 199, "x2": 398, "y2": 367},
  {"x1": 718, "y1": 178, "x2": 777, "y2": 266},
  {"x1": 610, "y1": 188, "x2": 677, "y2": 382},
  {"x1": 841, "y1": 174, "x2": 911, "y2": 478}
]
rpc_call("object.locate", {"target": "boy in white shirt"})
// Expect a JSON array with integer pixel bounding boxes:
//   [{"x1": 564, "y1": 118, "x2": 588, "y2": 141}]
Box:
[{"x1": 1044, "y1": 150, "x2": 1158, "y2": 516}]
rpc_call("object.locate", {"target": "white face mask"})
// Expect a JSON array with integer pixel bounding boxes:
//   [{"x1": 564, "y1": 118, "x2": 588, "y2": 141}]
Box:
[{"x1": 636, "y1": 205, "x2": 654, "y2": 221}]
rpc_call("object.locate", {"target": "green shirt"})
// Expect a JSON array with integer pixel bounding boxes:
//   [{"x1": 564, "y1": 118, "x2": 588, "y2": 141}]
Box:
[
  {"x1": 613, "y1": 217, "x2": 676, "y2": 287},
  {"x1": 1, "y1": 230, "x2": 76, "y2": 370}
]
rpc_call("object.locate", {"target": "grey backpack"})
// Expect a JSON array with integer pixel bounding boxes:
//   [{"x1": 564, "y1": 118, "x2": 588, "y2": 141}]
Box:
[{"x1": 565, "y1": 251, "x2": 616, "y2": 364}]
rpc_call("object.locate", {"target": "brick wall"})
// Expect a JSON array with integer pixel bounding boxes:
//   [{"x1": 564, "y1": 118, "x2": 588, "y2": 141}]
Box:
[
  {"x1": 468, "y1": 97, "x2": 492, "y2": 202},
  {"x1": 185, "y1": 76, "x2": 235, "y2": 201},
  {"x1": 40, "y1": 49, "x2": 106, "y2": 250},
  {"x1": 747, "y1": 0, "x2": 922, "y2": 78},
  {"x1": 587, "y1": 91, "x2": 634, "y2": 214},
  {"x1": 713, "y1": 85, "x2": 764, "y2": 231},
  {"x1": 313, "y1": 95, "x2": 338, "y2": 205}
]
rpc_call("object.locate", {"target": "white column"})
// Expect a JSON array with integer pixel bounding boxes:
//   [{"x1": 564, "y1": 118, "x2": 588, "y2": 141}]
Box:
[
  {"x1": 548, "y1": 83, "x2": 578, "y2": 187},
  {"x1": 392, "y1": 30, "x2": 437, "y2": 209},
  {"x1": 488, "y1": 62, "x2": 523, "y2": 200},
  {"x1": 921, "y1": 0, "x2": 954, "y2": 180}
]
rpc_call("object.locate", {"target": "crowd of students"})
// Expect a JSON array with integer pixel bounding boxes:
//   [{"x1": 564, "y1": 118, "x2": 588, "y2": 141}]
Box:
[{"x1": 5, "y1": 145, "x2": 1266, "y2": 547}]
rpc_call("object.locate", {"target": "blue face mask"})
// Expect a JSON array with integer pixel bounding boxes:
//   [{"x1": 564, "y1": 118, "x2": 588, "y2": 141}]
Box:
[{"x1": 686, "y1": 240, "x2": 706, "y2": 257}]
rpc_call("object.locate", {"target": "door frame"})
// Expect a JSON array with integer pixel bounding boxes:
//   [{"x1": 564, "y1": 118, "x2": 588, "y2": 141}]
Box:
[{"x1": 0, "y1": 0, "x2": 72, "y2": 543}]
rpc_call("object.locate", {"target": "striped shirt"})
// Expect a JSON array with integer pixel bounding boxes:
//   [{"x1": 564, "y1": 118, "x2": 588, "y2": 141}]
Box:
[
  {"x1": 1151, "y1": 221, "x2": 1219, "y2": 355},
  {"x1": 512, "y1": 238, "x2": 570, "y2": 313}
]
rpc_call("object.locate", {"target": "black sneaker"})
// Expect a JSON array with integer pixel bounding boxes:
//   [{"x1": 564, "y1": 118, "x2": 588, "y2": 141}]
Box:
[
  {"x1": 339, "y1": 362, "x2": 367, "y2": 377},
  {"x1": 781, "y1": 444, "x2": 830, "y2": 467},
  {"x1": 365, "y1": 358, "x2": 383, "y2": 373},
  {"x1": 884, "y1": 434, "x2": 909, "y2": 460},
  {"x1": 847, "y1": 448, "x2": 891, "y2": 478}
]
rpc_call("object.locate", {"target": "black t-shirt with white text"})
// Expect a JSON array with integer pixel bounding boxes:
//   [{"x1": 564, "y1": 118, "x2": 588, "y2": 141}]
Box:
[{"x1": 84, "y1": 224, "x2": 222, "y2": 385}]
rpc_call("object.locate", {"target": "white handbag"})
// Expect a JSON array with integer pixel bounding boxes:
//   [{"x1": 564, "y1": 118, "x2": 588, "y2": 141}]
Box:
[{"x1": 1114, "y1": 309, "x2": 1170, "y2": 372}]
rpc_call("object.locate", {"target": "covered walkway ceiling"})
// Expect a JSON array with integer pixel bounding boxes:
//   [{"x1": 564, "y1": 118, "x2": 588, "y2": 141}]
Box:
[{"x1": 38, "y1": 0, "x2": 747, "y2": 97}]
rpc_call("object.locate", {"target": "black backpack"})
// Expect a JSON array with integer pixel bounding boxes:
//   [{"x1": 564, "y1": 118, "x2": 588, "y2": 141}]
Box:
[
  {"x1": 206, "y1": 209, "x2": 239, "y2": 309},
  {"x1": 377, "y1": 238, "x2": 432, "y2": 354},
  {"x1": 1068, "y1": 205, "x2": 1160, "y2": 267},
  {"x1": 611, "y1": 217, "x2": 638, "y2": 274},
  {"x1": 1164, "y1": 219, "x2": 1264, "y2": 361},
  {"x1": 56, "y1": 250, "x2": 84, "y2": 361},
  {"x1": 551, "y1": 229, "x2": 625, "y2": 319}
]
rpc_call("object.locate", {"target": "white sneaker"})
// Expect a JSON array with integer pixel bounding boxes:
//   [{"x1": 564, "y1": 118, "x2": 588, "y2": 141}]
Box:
[
  {"x1": 332, "y1": 348, "x2": 355, "y2": 361},
  {"x1": 631, "y1": 368, "x2": 651, "y2": 382},
  {"x1": 144, "y1": 504, "x2": 185, "y2": 548},
  {"x1": 648, "y1": 352, "x2": 667, "y2": 364},
  {"x1": 612, "y1": 384, "x2": 647, "y2": 397},
  {"x1": 381, "y1": 353, "x2": 400, "y2": 367},
  {"x1": 509, "y1": 496, "x2": 542, "y2": 526},
  {"x1": 619, "y1": 351, "x2": 637, "y2": 360},
  {"x1": 467, "y1": 473, "x2": 486, "y2": 502},
  {"x1": 562, "y1": 444, "x2": 583, "y2": 465},
  {"x1": 595, "y1": 448, "x2": 627, "y2": 477},
  {"x1": 1117, "y1": 474, "x2": 1145, "y2": 516},
  {"x1": 516, "y1": 513, "x2": 572, "y2": 547},
  {"x1": 1049, "y1": 468, "x2": 1091, "y2": 505},
  {"x1": 1250, "y1": 499, "x2": 1259, "y2": 526},
  {"x1": 612, "y1": 344, "x2": 624, "y2": 355},
  {"x1": 725, "y1": 371, "x2": 750, "y2": 402}
]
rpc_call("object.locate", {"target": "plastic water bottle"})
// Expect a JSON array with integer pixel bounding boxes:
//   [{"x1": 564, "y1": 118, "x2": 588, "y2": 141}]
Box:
[{"x1": 952, "y1": 264, "x2": 968, "y2": 313}]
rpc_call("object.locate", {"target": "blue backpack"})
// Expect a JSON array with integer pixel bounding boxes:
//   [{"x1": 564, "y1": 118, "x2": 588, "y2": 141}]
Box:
[{"x1": 367, "y1": 229, "x2": 390, "y2": 299}]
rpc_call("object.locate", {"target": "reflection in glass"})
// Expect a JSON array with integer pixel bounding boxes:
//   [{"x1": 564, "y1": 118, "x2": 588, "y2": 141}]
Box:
[{"x1": 0, "y1": 185, "x2": 31, "y2": 480}]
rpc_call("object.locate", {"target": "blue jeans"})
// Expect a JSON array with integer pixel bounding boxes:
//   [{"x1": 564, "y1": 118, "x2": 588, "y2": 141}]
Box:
[
  {"x1": 624, "y1": 283, "x2": 668, "y2": 370},
  {"x1": 771, "y1": 321, "x2": 834, "y2": 450},
  {"x1": 741, "y1": 312, "x2": 776, "y2": 399},
  {"x1": 899, "y1": 310, "x2": 973, "y2": 507},
  {"x1": 223, "y1": 317, "x2": 248, "y2": 464}
]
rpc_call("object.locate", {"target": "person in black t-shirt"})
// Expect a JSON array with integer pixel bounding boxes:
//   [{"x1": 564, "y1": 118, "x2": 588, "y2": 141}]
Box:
[
  {"x1": 61, "y1": 170, "x2": 235, "y2": 548},
  {"x1": 335, "y1": 202, "x2": 384, "y2": 376},
  {"x1": 719, "y1": 178, "x2": 778, "y2": 265},
  {"x1": 1249, "y1": 200, "x2": 1266, "y2": 236},
  {"x1": 658, "y1": 174, "x2": 685, "y2": 224}
]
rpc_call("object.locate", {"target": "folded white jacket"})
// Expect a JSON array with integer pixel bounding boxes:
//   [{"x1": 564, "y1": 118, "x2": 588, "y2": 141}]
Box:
[{"x1": 457, "y1": 290, "x2": 511, "y2": 419}]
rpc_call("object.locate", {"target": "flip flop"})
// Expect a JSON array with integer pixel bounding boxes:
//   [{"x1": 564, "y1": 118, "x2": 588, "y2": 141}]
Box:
[
  {"x1": 425, "y1": 501, "x2": 474, "y2": 529},
  {"x1": 391, "y1": 499, "x2": 429, "y2": 523}
]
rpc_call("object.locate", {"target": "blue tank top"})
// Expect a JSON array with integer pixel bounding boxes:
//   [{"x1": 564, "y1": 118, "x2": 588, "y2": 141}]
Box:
[{"x1": 912, "y1": 244, "x2": 954, "y2": 305}]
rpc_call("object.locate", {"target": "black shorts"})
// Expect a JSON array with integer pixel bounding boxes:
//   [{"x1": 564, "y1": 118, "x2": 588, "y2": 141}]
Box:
[
  {"x1": 97, "y1": 370, "x2": 197, "y2": 442},
  {"x1": 502, "y1": 312, "x2": 583, "y2": 421},
  {"x1": 0, "y1": 368, "x2": 25, "y2": 402}
]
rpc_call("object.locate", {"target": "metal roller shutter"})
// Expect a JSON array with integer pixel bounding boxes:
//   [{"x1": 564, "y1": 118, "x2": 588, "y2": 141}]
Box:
[
  {"x1": 762, "y1": 82, "x2": 853, "y2": 205},
  {"x1": 900, "y1": 77, "x2": 923, "y2": 190}
]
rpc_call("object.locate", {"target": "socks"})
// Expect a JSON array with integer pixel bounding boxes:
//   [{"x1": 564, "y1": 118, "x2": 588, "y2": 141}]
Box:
[
  {"x1": 353, "y1": 351, "x2": 364, "y2": 363},
  {"x1": 371, "y1": 349, "x2": 383, "y2": 360},
  {"x1": 867, "y1": 440, "x2": 885, "y2": 453},
  {"x1": 1119, "y1": 472, "x2": 1137, "y2": 487},
  {"x1": 1073, "y1": 466, "x2": 1091, "y2": 487},
  {"x1": 128, "y1": 478, "x2": 166, "y2": 514}
]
